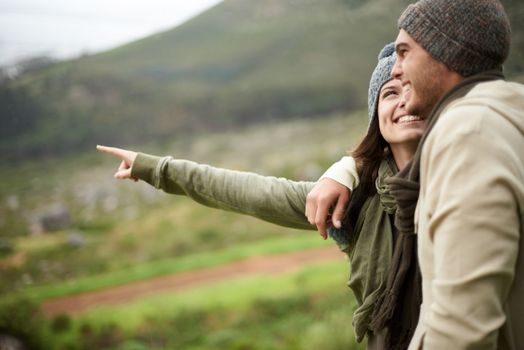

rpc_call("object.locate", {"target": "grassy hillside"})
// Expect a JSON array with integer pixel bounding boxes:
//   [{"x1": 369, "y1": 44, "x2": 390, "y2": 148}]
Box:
[
  {"x1": 1, "y1": 0, "x2": 522, "y2": 163},
  {"x1": 0, "y1": 111, "x2": 367, "y2": 292},
  {"x1": 1, "y1": 0, "x2": 410, "y2": 162},
  {"x1": 0, "y1": 111, "x2": 368, "y2": 348},
  {"x1": 503, "y1": 0, "x2": 524, "y2": 78},
  {"x1": 2, "y1": 262, "x2": 366, "y2": 350}
]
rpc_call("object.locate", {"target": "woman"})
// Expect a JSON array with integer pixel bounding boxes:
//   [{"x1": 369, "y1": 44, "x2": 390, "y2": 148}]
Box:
[{"x1": 98, "y1": 43, "x2": 425, "y2": 349}]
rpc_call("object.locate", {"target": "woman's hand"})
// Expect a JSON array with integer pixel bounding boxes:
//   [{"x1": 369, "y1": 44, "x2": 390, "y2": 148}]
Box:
[
  {"x1": 305, "y1": 178, "x2": 351, "y2": 240},
  {"x1": 96, "y1": 145, "x2": 138, "y2": 181}
]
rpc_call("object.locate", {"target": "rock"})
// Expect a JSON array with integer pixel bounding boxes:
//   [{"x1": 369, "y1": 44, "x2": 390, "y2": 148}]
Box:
[
  {"x1": 0, "y1": 334, "x2": 27, "y2": 350},
  {"x1": 0, "y1": 238, "x2": 13, "y2": 256},
  {"x1": 21, "y1": 273, "x2": 33, "y2": 286},
  {"x1": 26, "y1": 219, "x2": 44, "y2": 236},
  {"x1": 68, "y1": 231, "x2": 85, "y2": 248},
  {"x1": 5, "y1": 195, "x2": 19, "y2": 210},
  {"x1": 38, "y1": 205, "x2": 72, "y2": 233},
  {"x1": 102, "y1": 195, "x2": 118, "y2": 212}
]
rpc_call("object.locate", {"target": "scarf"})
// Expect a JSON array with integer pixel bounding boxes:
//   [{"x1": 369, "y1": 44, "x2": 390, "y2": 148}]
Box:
[
  {"x1": 329, "y1": 157, "x2": 397, "y2": 342},
  {"x1": 370, "y1": 70, "x2": 505, "y2": 350}
]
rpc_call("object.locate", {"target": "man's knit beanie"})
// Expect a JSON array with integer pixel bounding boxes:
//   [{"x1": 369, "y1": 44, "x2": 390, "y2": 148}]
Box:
[
  {"x1": 398, "y1": 0, "x2": 511, "y2": 77},
  {"x1": 368, "y1": 42, "x2": 396, "y2": 126}
]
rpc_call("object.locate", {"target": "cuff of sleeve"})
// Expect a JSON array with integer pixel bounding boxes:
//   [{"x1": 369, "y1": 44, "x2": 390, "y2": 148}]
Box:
[
  {"x1": 320, "y1": 156, "x2": 359, "y2": 190},
  {"x1": 131, "y1": 153, "x2": 163, "y2": 184}
]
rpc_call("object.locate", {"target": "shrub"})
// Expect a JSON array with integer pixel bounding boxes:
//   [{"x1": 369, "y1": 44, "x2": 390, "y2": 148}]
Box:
[
  {"x1": 0, "y1": 295, "x2": 50, "y2": 350},
  {"x1": 50, "y1": 314, "x2": 72, "y2": 333},
  {"x1": 301, "y1": 308, "x2": 363, "y2": 350}
]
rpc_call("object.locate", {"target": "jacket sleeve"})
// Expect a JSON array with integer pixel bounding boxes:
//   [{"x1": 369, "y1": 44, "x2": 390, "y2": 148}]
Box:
[
  {"x1": 131, "y1": 152, "x2": 315, "y2": 230},
  {"x1": 420, "y1": 106, "x2": 520, "y2": 349},
  {"x1": 319, "y1": 156, "x2": 359, "y2": 190}
]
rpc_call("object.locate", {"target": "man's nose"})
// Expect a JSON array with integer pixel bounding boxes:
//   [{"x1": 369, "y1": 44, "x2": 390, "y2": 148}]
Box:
[
  {"x1": 399, "y1": 95, "x2": 406, "y2": 108},
  {"x1": 398, "y1": 86, "x2": 410, "y2": 109},
  {"x1": 391, "y1": 60, "x2": 402, "y2": 79}
]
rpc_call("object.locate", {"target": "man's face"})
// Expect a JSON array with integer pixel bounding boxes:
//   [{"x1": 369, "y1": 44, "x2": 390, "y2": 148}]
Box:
[{"x1": 391, "y1": 29, "x2": 456, "y2": 119}]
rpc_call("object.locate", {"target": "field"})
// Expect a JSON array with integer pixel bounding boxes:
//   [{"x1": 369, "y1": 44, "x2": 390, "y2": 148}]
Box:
[
  {"x1": 0, "y1": 111, "x2": 369, "y2": 349},
  {"x1": 1, "y1": 0, "x2": 522, "y2": 347}
]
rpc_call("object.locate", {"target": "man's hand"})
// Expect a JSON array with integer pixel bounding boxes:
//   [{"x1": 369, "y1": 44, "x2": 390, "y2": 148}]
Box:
[
  {"x1": 305, "y1": 178, "x2": 351, "y2": 239},
  {"x1": 96, "y1": 145, "x2": 138, "y2": 181}
]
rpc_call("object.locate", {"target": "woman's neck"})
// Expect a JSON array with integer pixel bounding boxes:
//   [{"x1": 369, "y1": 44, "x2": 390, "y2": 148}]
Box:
[{"x1": 391, "y1": 142, "x2": 417, "y2": 170}]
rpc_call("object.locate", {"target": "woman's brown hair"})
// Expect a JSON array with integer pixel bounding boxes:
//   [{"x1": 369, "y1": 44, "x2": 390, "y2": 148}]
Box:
[{"x1": 344, "y1": 114, "x2": 390, "y2": 232}]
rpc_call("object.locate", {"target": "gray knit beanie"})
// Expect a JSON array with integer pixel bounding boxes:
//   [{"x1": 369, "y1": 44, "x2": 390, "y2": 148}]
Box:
[
  {"x1": 367, "y1": 42, "x2": 396, "y2": 126},
  {"x1": 398, "y1": 0, "x2": 511, "y2": 77},
  {"x1": 329, "y1": 44, "x2": 396, "y2": 253}
]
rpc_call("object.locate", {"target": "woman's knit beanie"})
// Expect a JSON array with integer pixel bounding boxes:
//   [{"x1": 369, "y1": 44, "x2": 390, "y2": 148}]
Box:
[
  {"x1": 328, "y1": 43, "x2": 397, "y2": 251},
  {"x1": 367, "y1": 42, "x2": 396, "y2": 127},
  {"x1": 327, "y1": 43, "x2": 396, "y2": 249},
  {"x1": 398, "y1": 0, "x2": 511, "y2": 77}
]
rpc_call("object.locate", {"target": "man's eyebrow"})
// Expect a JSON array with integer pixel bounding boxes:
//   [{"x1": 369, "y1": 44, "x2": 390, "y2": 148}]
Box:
[{"x1": 395, "y1": 42, "x2": 409, "y2": 53}]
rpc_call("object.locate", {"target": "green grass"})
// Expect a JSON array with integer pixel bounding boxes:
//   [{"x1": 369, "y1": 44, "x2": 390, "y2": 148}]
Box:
[
  {"x1": 0, "y1": 111, "x2": 372, "y2": 349},
  {"x1": 23, "y1": 234, "x2": 333, "y2": 301},
  {"x1": 1, "y1": 260, "x2": 366, "y2": 350},
  {"x1": 49, "y1": 260, "x2": 366, "y2": 350},
  {"x1": 80, "y1": 260, "x2": 348, "y2": 329},
  {"x1": 0, "y1": 111, "x2": 367, "y2": 348},
  {"x1": 0, "y1": 111, "x2": 367, "y2": 296}
]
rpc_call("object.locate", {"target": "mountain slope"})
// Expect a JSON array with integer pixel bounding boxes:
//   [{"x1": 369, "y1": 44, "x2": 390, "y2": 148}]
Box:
[
  {"x1": 1, "y1": 0, "x2": 522, "y2": 162},
  {"x1": 1, "y1": 0, "x2": 410, "y2": 161}
]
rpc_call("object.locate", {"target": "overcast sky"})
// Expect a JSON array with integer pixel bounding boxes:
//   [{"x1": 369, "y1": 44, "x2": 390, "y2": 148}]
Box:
[{"x1": 0, "y1": 0, "x2": 223, "y2": 67}]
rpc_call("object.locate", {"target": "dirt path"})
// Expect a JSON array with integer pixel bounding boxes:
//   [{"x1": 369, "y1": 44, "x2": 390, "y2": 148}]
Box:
[{"x1": 42, "y1": 246, "x2": 342, "y2": 317}]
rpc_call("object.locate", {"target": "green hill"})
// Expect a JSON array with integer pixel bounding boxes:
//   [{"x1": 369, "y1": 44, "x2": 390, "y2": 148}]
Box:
[{"x1": 1, "y1": 0, "x2": 522, "y2": 162}]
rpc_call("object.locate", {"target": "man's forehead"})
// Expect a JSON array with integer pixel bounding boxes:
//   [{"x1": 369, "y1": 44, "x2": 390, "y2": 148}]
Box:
[{"x1": 394, "y1": 29, "x2": 412, "y2": 49}]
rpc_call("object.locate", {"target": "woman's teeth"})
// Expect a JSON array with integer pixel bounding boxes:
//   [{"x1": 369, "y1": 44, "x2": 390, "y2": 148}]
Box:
[{"x1": 397, "y1": 115, "x2": 421, "y2": 123}]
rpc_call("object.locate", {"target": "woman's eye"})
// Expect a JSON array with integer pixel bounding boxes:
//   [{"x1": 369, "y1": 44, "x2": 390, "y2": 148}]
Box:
[{"x1": 382, "y1": 91, "x2": 397, "y2": 99}]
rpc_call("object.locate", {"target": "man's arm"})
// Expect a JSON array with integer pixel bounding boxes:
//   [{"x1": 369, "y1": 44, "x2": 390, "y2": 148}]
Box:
[
  {"x1": 306, "y1": 156, "x2": 359, "y2": 238},
  {"x1": 320, "y1": 156, "x2": 360, "y2": 190}
]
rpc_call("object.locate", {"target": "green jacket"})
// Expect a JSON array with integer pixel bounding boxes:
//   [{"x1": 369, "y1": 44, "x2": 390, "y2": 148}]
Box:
[
  {"x1": 131, "y1": 153, "x2": 315, "y2": 230},
  {"x1": 131, "y1": 152, "x2": 394, "y2": 342}
]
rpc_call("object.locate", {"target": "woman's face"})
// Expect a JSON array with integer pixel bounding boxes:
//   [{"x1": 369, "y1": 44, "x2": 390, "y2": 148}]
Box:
[{"x1": 377, "y1": 78, "x2": 426, "y2": 152}]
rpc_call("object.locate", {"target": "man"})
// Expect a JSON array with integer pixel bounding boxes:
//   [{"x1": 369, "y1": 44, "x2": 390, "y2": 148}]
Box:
[{"x1": 307, "y1": 0, "x2": 524, "y2": 348}]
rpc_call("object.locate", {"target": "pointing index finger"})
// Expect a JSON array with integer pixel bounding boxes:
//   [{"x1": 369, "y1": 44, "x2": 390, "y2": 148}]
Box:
[{"x1": 96, "y1": 145, "x2": 122, "y2": 157}]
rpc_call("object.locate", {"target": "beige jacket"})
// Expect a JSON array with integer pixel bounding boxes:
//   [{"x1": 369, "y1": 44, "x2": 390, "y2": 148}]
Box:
[{"x1": 409, "y1": 80, "x2": 524, "y2": 349}]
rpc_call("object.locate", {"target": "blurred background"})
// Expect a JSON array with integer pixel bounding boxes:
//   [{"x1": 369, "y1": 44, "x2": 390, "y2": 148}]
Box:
[{"x1": 0, "y1": 0, "x2": 522, "y2": 349}]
